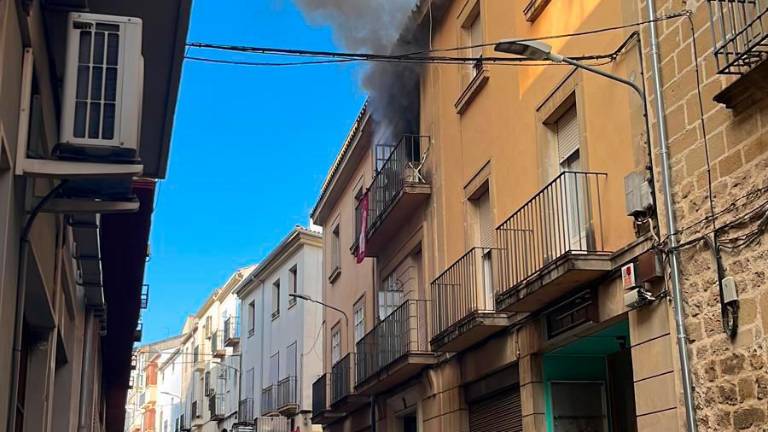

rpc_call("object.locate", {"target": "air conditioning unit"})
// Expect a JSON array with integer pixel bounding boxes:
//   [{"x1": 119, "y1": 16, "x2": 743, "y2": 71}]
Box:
[{"x1": 59, "y1": 12, "x2": 143, "y2": 162}]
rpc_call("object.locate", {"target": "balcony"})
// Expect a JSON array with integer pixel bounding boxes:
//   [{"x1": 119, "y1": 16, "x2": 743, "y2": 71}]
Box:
[
  {"x1": 238, "y1": 398, "x2": 254, "y2": 423},
  {"x1": 140, "y1": 284, "x2": 150, "y2": 309},
  {"x1": 210, "y1": 330, "x2": 226, "y2": 359},
  {"x1": 357, "y1": 135, "x2": 431, "y2": 257},
  {"x1": 355, "y1": 300, "x2": 435, "y2": 394},
  {"x1": 190, "y1": 400, "x2": 203, "y2": 427},
  {"x1": 224, "y1": 316, "x2": 240, "y2": 347},
  {"x1": 276, "y1": 376, "x2": 298, "y2": 415},
  {"x1": 209, "y1": 393, "x2": 226, "y2": 421},
  {"x1": 312, "y1": 374, "x2": 335, "y2": 424},
  {"x1": 431, "y1": 248, "x2": 513, "y2": 352},
  {"x1": 495, "y1": 171, "x2": 611, "y2": 312},
  {"x1": 255, "y1": 417, "x2": 291, "y2": 432},
  {"x1": 708, "y1": 0, "x2": 768, "y2": 75},
  {"x1": 331, "y1": 353, "x2": 368, "y2": 412},
  {"x1": 261, "y1": 385, "x2": 277, "y2": 416}
]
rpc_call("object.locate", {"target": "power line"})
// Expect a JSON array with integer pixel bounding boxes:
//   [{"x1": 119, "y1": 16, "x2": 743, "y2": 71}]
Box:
[{"x1": 183, "y1": 10, "x2": 689, "y2": 68}]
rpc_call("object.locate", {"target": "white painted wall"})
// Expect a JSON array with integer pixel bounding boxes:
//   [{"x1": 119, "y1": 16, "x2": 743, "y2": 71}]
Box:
[{"x1": 239, "y1": 234, "x2": 323, "y2": 429}]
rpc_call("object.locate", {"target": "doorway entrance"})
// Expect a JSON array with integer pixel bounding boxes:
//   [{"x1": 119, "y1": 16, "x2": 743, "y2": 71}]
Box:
[{"x1": 543, "y1": 321, "x2": 637, "y2": 432}]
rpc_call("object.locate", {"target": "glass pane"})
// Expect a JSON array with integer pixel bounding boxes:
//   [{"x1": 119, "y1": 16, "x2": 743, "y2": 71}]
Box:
[
  {"x1": 76, "y1": 65, "x2": 90, "y2": 100},
  {"x1": 107, "y1": 33, "x2": 120, "y2": 66},
  {"x1": 88, "y1": 102, "x2": 101, "y2": 139},
  {"x1": 73, "y1": 101, "x2": 87, "y2": 138},
  {"x1": 90, "y1": 66, "x2": 104, "y2": 101},
  {"x1": 93, "y1": 32, "x2": 105, "y2": 65},
  {"x1": 78, "y1": 31, "x2": 92, "y2": 64},
  {"x1": 551, "y1": 381, "x2": 608, "y2": 432}
]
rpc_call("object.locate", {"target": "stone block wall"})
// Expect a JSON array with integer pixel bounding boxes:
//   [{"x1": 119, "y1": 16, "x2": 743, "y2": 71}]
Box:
[{"x1": 642, "y1": 0, "x2": 768, "y2": 429}]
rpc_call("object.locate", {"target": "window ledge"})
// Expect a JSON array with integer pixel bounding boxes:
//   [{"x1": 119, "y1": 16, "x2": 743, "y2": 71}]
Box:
[
  {"x1": 455, "y1": 69, "x2": 490, "y2": 114},
  {"x1": 524, "y1": 0, "x2": 551, "y2": 22},
  {"x1": 328, "y1": 267, "x2": 342, "y2": 284},
  {"x1": 271, "y1": 311, "x2": 280, "y2": 321},
  {"x1": 713, "y1": 59, "x2": 768, "y2": 111}
]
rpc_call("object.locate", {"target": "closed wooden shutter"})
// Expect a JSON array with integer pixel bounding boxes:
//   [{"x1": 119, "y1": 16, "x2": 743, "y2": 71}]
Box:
[
  {"x1": 469, "y1": 387, "x2": 523, "y2": 432},
  {"x1": 557, "y1": 105, "x2": 579, "y2": 163}
]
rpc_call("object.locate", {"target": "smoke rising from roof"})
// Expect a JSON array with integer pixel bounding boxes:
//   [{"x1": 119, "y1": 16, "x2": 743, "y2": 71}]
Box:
[{"x1": 294, "y1": 0, "x2": 427, "y2": 145}]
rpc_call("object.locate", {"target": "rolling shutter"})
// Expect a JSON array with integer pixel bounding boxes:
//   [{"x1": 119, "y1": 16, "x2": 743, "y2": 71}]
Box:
[
  {"x1": 469, "y1": 386, "x2": 523, "y2": 432},
  {"x1": 557, "y1": 105, "x2": 579, "y2": 163},
  {"x1": 477, "y1": 191, "x2": 494, "y2": 248}
]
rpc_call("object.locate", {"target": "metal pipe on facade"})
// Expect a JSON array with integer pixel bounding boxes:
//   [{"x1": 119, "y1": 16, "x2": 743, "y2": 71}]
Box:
[
  {"x1": 78, "y1": 312, "x2": 97, "y2": 432},
  {"x1": 645, "y1": 1, "x2": 698, "y2": 430}
]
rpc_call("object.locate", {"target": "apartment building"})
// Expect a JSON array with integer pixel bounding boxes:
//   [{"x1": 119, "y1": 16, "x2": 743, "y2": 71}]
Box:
[
  {"x1": 306, "y1": 0, "x2": 768, "y2": 431},
  {"x1": 0, "y1": 0, "x2": 190, "y2": 431},
  {"x1": 235, "y1": 227, "x2": 324, "y2": 432},
  {"x1": 125, "y1": 336, "x2": 185, "y2": 432},
  {"x1": 178, "y1": 266, "x2": 254, "y2": 432},
  {"x1": 157, "y1": 345, "x2": 185, "y2": 432}
]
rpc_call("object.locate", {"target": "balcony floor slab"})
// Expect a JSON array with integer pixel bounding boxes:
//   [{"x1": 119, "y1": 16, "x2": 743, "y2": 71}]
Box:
[
  {"x1": 365, "y1": 183, "x2": 431, "y2": 257},
  {"x1": 497, "y1": 253, "x2": 612, "y2": 312},
  {"x1": 355, "y1": 352, "x2": 436, "y2": 395},
  {"x1": 431, "y1": 311, "x2": 513, "y2": 352}
]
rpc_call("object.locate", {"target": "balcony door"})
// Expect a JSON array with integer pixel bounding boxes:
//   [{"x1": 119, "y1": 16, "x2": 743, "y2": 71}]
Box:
[
  {"x1": 470, "y1": 189, "x2": 495, "y2": 310},
  {"x1": 556, "y1": 105, "x2": 589, "y2": 253}
]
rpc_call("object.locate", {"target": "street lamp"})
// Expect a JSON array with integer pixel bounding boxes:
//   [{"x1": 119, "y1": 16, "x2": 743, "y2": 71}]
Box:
[
  {"x1": 289, "y1": 293, "x2": 351, "y2": 353},
  {"x1": 494, "y1": 39, "x2": 644, "y2": 98}
]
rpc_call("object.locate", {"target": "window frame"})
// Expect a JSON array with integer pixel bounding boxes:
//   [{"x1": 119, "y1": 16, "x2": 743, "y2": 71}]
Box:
[
  {"x1": 329, "y1": 223, "x2": 342, "y2": 282},
  {"x1": 353, "y1": 296, "x2": 366, "y2": 343},
  {"x1": 272, "y1": 279, "x2": 281, "y2": 320},
  {"x1": 288, "y1": 265, "x2": 298, "y2": 308},
  {"x1": 331, "y1": 324, "x2": 342, "y2": 365},
  {"x1": 248, "y1": 300, "x2": 256, "y2": 337}
]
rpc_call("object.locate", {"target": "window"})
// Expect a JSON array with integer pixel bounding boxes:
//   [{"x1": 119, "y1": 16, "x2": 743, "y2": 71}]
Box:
[
  {"x1": 354, "y1": 298, "x2": 366, "y2": 342},
  {"x1": 555, "y1": 105, "x2": 588, "y2": 251},
  {"x1": 354, "y1": 186, "x2": 365, "y2": 246},
  {"x1": 379, "y1": 273, "x2": 403, "y2": 320},
  {"x1": 272, "y1": 279, "x2": 281, "y2": 319},
  {"x1": 193, "y1": 345, "x2": 199, "y2": 364},
  {"x1": 470, "y1": 187, "x2": 495, "y2": 309},
  {"x1": 204, "y1": 371, "x2": 211, "y2": 396},
  {"x1": 330, "y1": 224, "x2": 341, "y2": 279},
  {"x1": 287, "y1": 342, "x2": 297, "y2": 378},
  {"x1": 331, "y1": 325, "x2": 341, "y2": 365},
  {"x1": 524, "y1": 0, "x2": 551, "y2": 22},
  {"x1": 270, "y1": 352, "x2": 280, "y2": 385},
  {"x1": 248, "y1": 301, "x2": 255, "y2": 336},
  {"x1": 288, "y1": 266, "x2": 298, "y2": 308},
  {"x1": 462, "y1": 5, "x2": 483, "y2": 86}
]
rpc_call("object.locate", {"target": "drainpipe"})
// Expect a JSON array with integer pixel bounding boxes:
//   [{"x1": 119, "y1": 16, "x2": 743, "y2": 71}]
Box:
[
  {"x1": 78, "y1": 312, "x2": 97, "y2": 432},
  {"x1": 6, "y1": 181, "x2": 67, "y2": 432},
  {"x1": 645, "y1": 1, "x2": 698, "y2": 431}
]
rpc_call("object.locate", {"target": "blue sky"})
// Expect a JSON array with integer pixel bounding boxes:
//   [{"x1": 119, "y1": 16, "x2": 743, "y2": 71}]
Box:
[{"x1": 142, "y1": 0, "x2": 365, "y2": 341}]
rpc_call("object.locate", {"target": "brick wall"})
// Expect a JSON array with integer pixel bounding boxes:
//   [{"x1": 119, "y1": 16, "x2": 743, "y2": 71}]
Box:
[{"x1": 644, "y1": 0, "x2": 768, "y2": 430}]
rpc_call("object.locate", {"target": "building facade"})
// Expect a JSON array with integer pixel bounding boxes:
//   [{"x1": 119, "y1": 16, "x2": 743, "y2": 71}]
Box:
[
  {"x1": 125, "y1": 336, "x2": 185, "y2": 432},
  {"x1": 0, "y1": 0, "x2": 190, "y2": 431},
  {"x1": 178, "y1": 266, "x2": 254, "y2": 432},
  {"x1": 309, "y1": 0, "x2": 768, "y2": 431},
  {"x1": 236, "y1": 227, "x2": 324, "y2": 432}
]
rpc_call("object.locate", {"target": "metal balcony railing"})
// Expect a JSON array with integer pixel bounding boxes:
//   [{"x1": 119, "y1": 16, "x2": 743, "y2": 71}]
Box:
[
  {"x1": 364, "y1": 135, "x2": 430, "y2": 235},
  {"x1": 260, "y1": 385, "x2": 276, "y2": 415},
  {"x1": 209, "y1": 393, "x2": 226, "y2": 420},
  {"x1": 140, "y1": 284, "x2": 150, "y2": 309},
  {"x1": 255, "y1": 417, "x2": 291, "y2": 432},
  {"x1": 331, "y1": 353, "x2": 355, "y2": 404},
  {"x1": 496, "y1": 171, "x2": 608, "y2": 294},
  {"x1": 431, "y1": 247, "x2": 501, "y2": 337},
  {"x1": 224, "y1": 316, "x2": 240, "y2": 345},
  {"x1": 238, "y1": 398, "x2": 254, "y2": 423},
  {"x1": 312, "y1": 374, "x2": 328, "y2": 416},
  {"x1": 276, "y1": 376, "x2": 298, "y2": 410},
  {"x1": 708, "y1": 0, "x2": 768, "y2": 74},
  {"x1": 355, "y1": 300, "x2": 430, "y2": 385}
]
